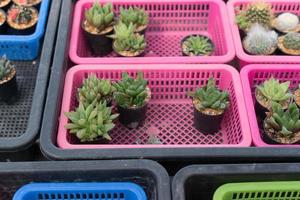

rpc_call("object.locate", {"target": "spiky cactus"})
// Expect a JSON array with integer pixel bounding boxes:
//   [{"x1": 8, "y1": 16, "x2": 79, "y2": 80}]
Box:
[
  {"x1": 182, "y1": 35, "x2": 214, "y2": 56},
  {"x1": 9, "y1": 6, "x2": 33, "y2": 24},
  {"x1": 119, "y1": 6, "x2": 148, "y2": 30},
  {"x1": 275, "y1": 13, "x2": 299, "y2": 32},
  {"x1": 64, "y1": 101, "x2": 119, "y2": 142},
  {"x1": 236, "y1": 1, "x2": 273, "y2": 30},
  {"x1": 243, "y1": 24, "x2": 278, "y2": 55},
  {"x1": 0, "y1": 56, "x2": 15, "y2": 81},
  {"x1": 283, "y1": 32, "x2": 300, "y2": 51},
  {"x1": 77, "y1": 74, "x2": 114, "y2": 107},
  {"x1": 188, "y1": 78, "x2": 230, "y2": 112},
  {"x1": 84, "y1": 1, "x2": 114, "y2": 31}
]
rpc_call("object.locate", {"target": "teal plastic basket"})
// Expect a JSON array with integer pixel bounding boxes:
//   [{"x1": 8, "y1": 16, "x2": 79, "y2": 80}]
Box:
[{"x1": 213, "y1": 181, "x2": 300, "y2": 200}]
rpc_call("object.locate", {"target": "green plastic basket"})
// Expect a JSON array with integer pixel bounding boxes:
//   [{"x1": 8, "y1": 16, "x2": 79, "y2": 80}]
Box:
[{"x1": 213, "y1": 182, "x2": 300, "y2": 200}]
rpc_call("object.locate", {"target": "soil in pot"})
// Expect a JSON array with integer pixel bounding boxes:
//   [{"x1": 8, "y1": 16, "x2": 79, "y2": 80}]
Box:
[
  {"x1": 0, "y1": 0, "x2": 11, "y2": 10},
  {"x1": 82, "y1": 20, "x2": 113, "y2": 57},
  {"x1": 12, "y1": 0, "x2": 41, "y2": 8},
  {"x1": 294, "y1": 89, "x2": 300, "y2": 108},
  {"x1": 0, "y1": 9, "x2": 7, "y2": 34},
  {"x1": 181, "y1": 34, "x2": 214, "y2": 56},
  {"x1": 263, "y1": 118, "x2": 300, "y2": 144},
  {"x1": 193, "y1": 99, "x2": 225, "y2": 135},
  {"x1": 0, "y1": 68, "x2": 18, "y2": 103},
  {"x1": 6, "y1": 5, "x2": 38, "y2": 35},
  {"x1": 112, "y1": 40, "x2": 145, "y2": 57},
  {"x1": 255, "y1": 88, "x2": 291, "y2": 119}
]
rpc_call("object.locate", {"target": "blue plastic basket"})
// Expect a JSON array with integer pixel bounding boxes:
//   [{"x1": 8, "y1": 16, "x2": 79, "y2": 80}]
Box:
[
  {"x1": 0, "y1": 0, "x2": 50, "y2": 60},
  {"x1": 13, "y1": 182, "x2": 147, "y2": 200}
]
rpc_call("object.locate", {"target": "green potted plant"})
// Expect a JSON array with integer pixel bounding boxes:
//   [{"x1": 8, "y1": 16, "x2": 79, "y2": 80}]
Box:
[
  {"x1": 82, "y1": 1, "x2": 114, "y2": 56},
  {"x1": 109, "y1": 22, "x2": 146, "y2": 57},
  {"x1": 7, "y1": 5, "x2": 38, "y2": 35},
  {"x1": 12, "y1": 0, "x2": 41, "y2": 7},
  {"x1": 278, "y1": 32, "x2": 300, "y2": 56},
  {"x1": 0, "y1": 0, "x2": 11, "y2": 10},
  {"x1": 0, "y1": 9, "x2": 6, "y2": 34},
  {"x1": 255, "y1": 77, "x2": 292, "y2": 119},
  {"x1": 263, "y1": 102, "x2": 300, "y2": 144},
  {"x1": 77, "y1": 74, "x2": 114, "y2": 107},
  {"x1": 272, "y1": 12, "x2": 300, "y2": 33},
  {"x1": 64, "y1": 100, "x2": 119, "y2": 143},
  {"x1": 181, "y1": 35, "x2": 214, "y2": 56},
  {"x1": 188, "y1": 78, "x2": 230, "y2": 134},
  {"x1": 0, "y1": 55, "x2": 17, "y2": 103},
  {"x1": 113, "y1": 72, "x2": 151, "y2": 129},
  {"x1": 118, "y1": 6, "x2": 148, "y2": 34}
]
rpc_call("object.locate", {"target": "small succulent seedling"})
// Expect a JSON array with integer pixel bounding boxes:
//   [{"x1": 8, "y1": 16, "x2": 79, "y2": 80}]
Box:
[
  {"x1": 119, "y1": 6, "x2": 148, "y2": 30},
  {"x1": 256, "y1": 78, "x2": 291, "y2": 103},
  {"x1": 236, "y1": 1, "x2": 273, "y2": 30},
  {"x1": 109, "y1": 22, "x2": 146, "y2": 53},
  {"x1": 113, "y1": 72, "x2": 149, "y2": 108},
  {"x1": 283, "y1": 32, "x2": 300, "y2": 51},
  {"x1": 78, "y1": 74, "x2": 114, "y2": 107},
  {"x1": 243, "y1": 23, "x2": 278, "y2": 55},
  {"x1": 182, "y1": 35, "x2": 214, "y2": 56},
  {"x1": 188, "y1": 78, "x2": 230, "y2": 112},
  {"x1": 10, "y1": 6, "x2": 33, "y2": 24},
  {"x1": 265, "y1": 102, "x2": 300, "y2": 136},
  {"x1": 0, "y1": 55, "x2": 15, "y2": 82},
  {"x1": 65, "y1": 101, "x2": 119, "y2": 142},
  {"x1": 84, "y1": 1, "x2": 114, "y2": 31}
]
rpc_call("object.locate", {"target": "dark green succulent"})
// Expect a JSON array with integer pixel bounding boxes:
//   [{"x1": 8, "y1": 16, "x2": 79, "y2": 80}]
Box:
[
  {"x1": 12, "y1": 6, "x2": 33, "y2": 24},
  {"x1": 84, "y1": 1, "x2": 114, "y2": 31},
  {"x1": 64, "y1": 101, "x2": 119, "y2": 142},
  {"x1": 113, "y1": 72, "x2": 150, "y2": 108},
  {"x1": 78, "y1": 74, "x2": 114, "y2": 107},
  {"x1": 0, "y1": 55, "x2": 15, "y2": 82},
  {"x1": 188, "y1": 78, "x2": 230, "y2": 111},
  {"x1": 119, "y1": 6, "x2": 148, "y2": 29},
  {"x1": 182, "y1": 35, "x2": 214, "y2": 56},
  {"x1": 265, "y1": 102, "x2": 300, "y2": 136}
]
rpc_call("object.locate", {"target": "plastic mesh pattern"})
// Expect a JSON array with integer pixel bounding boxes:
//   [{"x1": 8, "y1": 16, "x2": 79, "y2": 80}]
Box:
[
  {"x1": 70, "y1": 0, "x2": 234, "y2": 64},
  {"x1": 57, "y1": 65, "x2": 251, "y2": 149},
  {"x1": 231, "y1": 191, "x2": 300, "y2": 200},
  {"x1": 0, "y1": 61, "x2": 37, "y2": 138}
]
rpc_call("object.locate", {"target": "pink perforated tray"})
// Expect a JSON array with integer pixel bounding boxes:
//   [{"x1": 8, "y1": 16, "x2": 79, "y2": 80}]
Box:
[
  {"x1": 227, "y1": 0, "x2": 300, "y2": 68},
  {"x1": 69, "y1": 0, "x2": 235, "y2": 64},
  {"x1": 57, "y1": 64, "x2": 251, "y2": 149},
  {"x1": 241, "y1": 64, "x2": 300, "y2": 147}
]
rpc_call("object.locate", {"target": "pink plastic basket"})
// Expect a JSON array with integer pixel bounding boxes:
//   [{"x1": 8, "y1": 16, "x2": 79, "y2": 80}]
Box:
[
  {"x1": 227, "y1": 0, "x2": 300, "y2": 68},
  {"x1": 69, "y1": 0, "x2": 235, "y2": 64},
  {"x1": 57, "y1": 64, "x2": 251, "y2": 149},
  {"x1": 241, "y1": 64, "x2": 300, "y2": 147}
]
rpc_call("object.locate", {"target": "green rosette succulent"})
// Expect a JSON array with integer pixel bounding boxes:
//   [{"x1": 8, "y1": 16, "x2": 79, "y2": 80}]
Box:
[
  {"x1": 119, "y1": 6, "x2": 148, "y2": 30},
  {"x1": 0, "y1": 55, "x2": 15, "y2": 82},
  {"x1": 182, "y1": 35, "x2": 214, "y2": 56}
]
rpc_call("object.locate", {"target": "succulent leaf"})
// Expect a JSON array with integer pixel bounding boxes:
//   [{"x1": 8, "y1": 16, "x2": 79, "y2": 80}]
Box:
[
  {"x1": 183, "y1": 35, "x2": 214, "y2": 56},
  {"x1": 119, "y1": 6, "x2": 148, "y2": 29}
]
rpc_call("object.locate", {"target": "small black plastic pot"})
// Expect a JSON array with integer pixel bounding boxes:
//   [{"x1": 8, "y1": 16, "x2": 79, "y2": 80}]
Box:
[
  {"x1": 68, "y1": 134, "x2": 110, "y2": 145},
  {"x1": 181, "y1": 34, "x2": 214, "y2": 56},
  {"x1": 117, "y1": 103, "x2": 148, "y2": 129},
  {"x1": 193, "y1": 107, "x2": 224, "y2": 135},
  {"x1": 83, "y1": 26, "x2": 113, "y2": 57},
  {"x1": 0, "y1": 9, "x2": 7, "y2": 34},
  {"x1": 0, "y1": 73, "x2": 18, "y2": 103},
  {"x1": 255, "y1": 99, "x2": 269, "y2": 120}
]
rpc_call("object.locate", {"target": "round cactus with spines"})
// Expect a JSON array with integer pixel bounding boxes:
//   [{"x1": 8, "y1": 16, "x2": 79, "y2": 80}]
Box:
[
  {"x1": 275, "y1": 13, "x2": 299, "y2": 32},
  {"x1": 283, "y1": 32, "x2": 300, "y2": 51},
  {"x1": 0, "y1": 56, "x2": 15, "y2": 82}
]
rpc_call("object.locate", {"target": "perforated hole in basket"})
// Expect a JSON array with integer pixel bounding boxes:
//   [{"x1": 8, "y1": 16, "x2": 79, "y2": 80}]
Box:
[
  {"x1": 36, "y1": 192, "x2": 126, "y2": 200},
  {"x1": 65, "y1": 69, "x2": 243, "y2": 146},
  {"x1": 231, "y1": 190, "x2": 300, "y2": 200},
  {"x1": 76, "y1": 1, "x2": 228, "y2": 58},
  {"x1": 0, "y1": 61, "x2": 38, "y2": 138}
]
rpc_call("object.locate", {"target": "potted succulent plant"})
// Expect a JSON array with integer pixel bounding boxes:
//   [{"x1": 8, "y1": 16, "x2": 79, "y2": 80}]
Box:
[
  {"x1": 181, "y1": 35, "x2": 214, "y2": 56},
  {"x1": 255, "y1": 78, "x2": 292, "y2": 119},
  {"x1": 0, "y1": 9, "x2": 6, "y2": 34},
  {"x1": 82, "y1": 1, "x2": 114, "y2": 56},
  {"x1": 294, "y1": 84, "x2": 300, "y2": 108},
  {"x1": 109, "y1": 22, "x2": 146, "y2": 57},
  {"x1": 12, "y1": 0, "x2": 41, "y2": 8},
  {"x1": 235, "y1": 1, "x2": 274, "y2": 32},
  {"x1": 272, "y1": 12, "x2": 300, "y2": 33},
  {"x1": 64, "y1": 100, "x2": 119, "y2": 143},
  {"x1": 243, "y1": 23, "x2": 278, "y2": 55},
  {"x1": 0, "y1": 0, "x2": 11, "y2": 10},
  {"x1": 77, "y1": 74, "x2": 114, "y2": 107},
  {"x1": 263, "y1": 102, "x2": 300, "y2": 144},
  {"x1": 113, "y1": 72, "x2": 151, "y2": 129},
  {"x1": 0, "y1": 55, "x2": 17, "y2": 103},
  {"x1": 118, "y1": 6, "x2": 148, "y2": 34},
  {"x1": 188, "y1": 78, "x2": 230, "y2": 134},
  {"x1": 278, "y1": 32, "x2": 300, "y2": 56},
  {"x1": 7, "y1": 5, "x2": 38, "y2": 35}
]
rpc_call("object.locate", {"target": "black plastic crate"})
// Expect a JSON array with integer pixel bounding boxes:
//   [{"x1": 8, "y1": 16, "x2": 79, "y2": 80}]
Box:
[
  {"x1": 0, "y1": 159, "x2": 171, "y2": 200},
  {"x1": 0, "y1": 0, "x2": 61, "y2": 153},
  {"x1": 172, "y1": 163, "x2": 300, "y2": 200}
]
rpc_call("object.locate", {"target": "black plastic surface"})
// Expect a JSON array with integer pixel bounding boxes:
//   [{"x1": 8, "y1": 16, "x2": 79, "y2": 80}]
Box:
[
  {"x1": 40, "y1": 0, "x2": 300, "y2": 161},
  {"x1": 0, "y1": 0, "x2": 60, "y2": 152},
  {"x1": 0, "y1": 159, "x2": 171, "y2": 200},
  {"x1": 172, "y1": 163, "x2": 300, "y2": 200}
]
